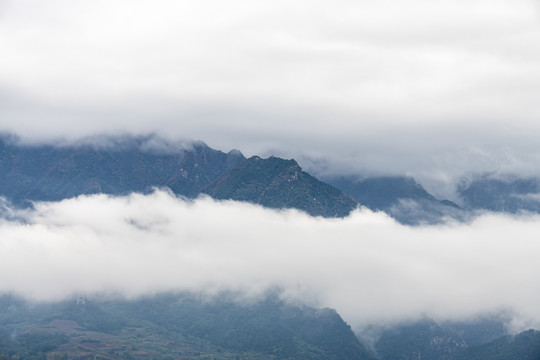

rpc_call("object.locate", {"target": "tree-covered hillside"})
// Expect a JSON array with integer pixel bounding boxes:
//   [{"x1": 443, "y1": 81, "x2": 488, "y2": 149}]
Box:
[
  {"x1": 0, "y1": 294, "x2": 376, "y2": 360},
  {"x1": 203, "y1": 156, "x2": 357, "y2": 217},
  {"x1": 0, "y1": 135, "x2": 357, "y2": 218}
]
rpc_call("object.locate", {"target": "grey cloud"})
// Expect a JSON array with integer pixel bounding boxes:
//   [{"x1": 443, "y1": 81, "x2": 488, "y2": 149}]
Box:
[
  {"x1": 1, "y1": 0, "x2": 540, "y2": 197},
  {"x1": 1, "y1": 191, "x2": 540, "y2": 333}
]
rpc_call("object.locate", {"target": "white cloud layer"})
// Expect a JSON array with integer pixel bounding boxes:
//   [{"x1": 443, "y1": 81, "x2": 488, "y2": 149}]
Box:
[
  {"x1": 1, "y1": 0, "x2": 540, "y2": 197},
  {"x1": 1, "y1": 191, "x2": 540, "y2": 332}
]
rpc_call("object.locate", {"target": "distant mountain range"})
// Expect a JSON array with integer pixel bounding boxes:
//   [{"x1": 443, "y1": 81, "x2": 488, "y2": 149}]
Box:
[
  {"x1": 324, "y1": 175, "x2": 465, "y2": 224},
  {"x1": 458, "y1": 175, "x2": 540, "y2": 213},
  {"x1": 368, "y1": 317, "x2": 540, "y2": 360},
  {"x1": 1, "y1": 134, "x2": 539, "y2": 224},
  {"x1": 0, "y1": 293, "x2": 377, "y2": 360},
  {"x1": 0, "y1": 135, "x2": 356, "y2": 218},
  {"x1": 1, "y1": 134, "x2": 540, "y2": 359},
  {"x1": 1, "y1": 293, "x2": 538, "y2": 360}
]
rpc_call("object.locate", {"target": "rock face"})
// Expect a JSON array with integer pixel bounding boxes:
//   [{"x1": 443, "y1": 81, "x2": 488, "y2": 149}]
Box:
[{"x1": 202, "y1": 156, "x2": 358, "y2": 217}]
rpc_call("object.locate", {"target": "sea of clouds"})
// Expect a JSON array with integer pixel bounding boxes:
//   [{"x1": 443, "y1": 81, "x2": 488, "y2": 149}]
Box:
[{"x1": 1, "y1": 190, "x2": 539, "y2": 332}]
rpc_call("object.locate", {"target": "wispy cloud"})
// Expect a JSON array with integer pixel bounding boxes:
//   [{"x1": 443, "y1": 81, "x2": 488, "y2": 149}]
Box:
[{"x1": 1, "y1": 191, "x2": 539, "y2": 332}]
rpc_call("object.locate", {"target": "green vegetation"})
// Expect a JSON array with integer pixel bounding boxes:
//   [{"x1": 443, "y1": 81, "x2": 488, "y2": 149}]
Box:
[
  {"x1": 0, "y1": 136, "x2": 245, "y2": 203},
  {"x1": 0, "y1": 136, "x2": 357, "y2": 218},
  {"x1": 203, "y1": 156, "x2": 358, "y2": 217},
  {"x1": 0, "y1": 293, "x2": 375, "y2": 360},
  {"x1": 371, "y1": 318, "x2": 540, "y2": 360},
  {"x1": 0, "y1": 331, "x2": 68, "y2": 360},
  {"x1": 450, "y1": 329, "x2": 540, "y2": 360}
]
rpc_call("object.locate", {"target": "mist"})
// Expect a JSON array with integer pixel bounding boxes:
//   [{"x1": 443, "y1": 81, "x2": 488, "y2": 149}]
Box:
[
  {"x1": 1, "y1": 0, "x2": 540, "y2": 200},
  {"x1": 1, "y1": 190, "x2": 539, "y2": 332}
]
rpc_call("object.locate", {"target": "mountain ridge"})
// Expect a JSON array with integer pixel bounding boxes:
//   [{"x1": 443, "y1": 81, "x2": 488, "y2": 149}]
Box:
[
  {"x1": 0, "y1": 135, "x2": 358, "y2": 218},
  {"x1": 2, "y1": 133, "x2": 540, "y2": 223},
  {"x1": 0, "y1": 134, "x2": 539, "y2": 359},
  {"x1": 202, "y1": 156, "x2": 358, "y2": 217}
]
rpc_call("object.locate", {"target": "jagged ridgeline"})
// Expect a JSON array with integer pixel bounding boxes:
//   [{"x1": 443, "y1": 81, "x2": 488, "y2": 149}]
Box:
[
  {"x1": 0, "y1": 135, "x2": 357, "y2": 218},
  {"x1": 202, "y1": 156, "x2": 357, "y2": 217},
  {"x1": 2, "y1": 133, "x2": 540, "y2": 222}
]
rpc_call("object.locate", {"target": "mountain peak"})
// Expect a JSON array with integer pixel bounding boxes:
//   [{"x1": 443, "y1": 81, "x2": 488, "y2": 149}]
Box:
[{"x1": 203, "y1": 155, "x2": 357, "y2": 217}]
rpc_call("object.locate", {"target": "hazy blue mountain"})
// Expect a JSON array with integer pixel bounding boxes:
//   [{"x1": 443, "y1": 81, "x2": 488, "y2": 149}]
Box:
[
  {"x1": 374, "y1": 318, "x2": 467, "y2": 360},
  {"x1": 371, "y1": 317, "x2": 540, "y2": 360},
  {"x1": 1, "y1": 135, "x2": 540, "y2": 358},
  {"x1": 203, "y1": 156, "x2": 358, "y2": 217},
  {"x1": 0, "y1": 135, "x2": 357, "y2": 218},
  {"x1": 4, "y1": 133, "x2": 540, "y2": 222},
  {"x1": 326, "y1": 176, "x2": 437, "y2": 209},
  {"x1": 450, "y1": 329, "x2": 540, "y2": 360},
  {"x1": 441, "y1": 317, "x2": 508, "y2": 346},
  {"x1": 326, "y1": 176, "x2": 464, "y2": 225},
  {"x1": 459, "y1": 175, "x2": 540, "y2": 213},
  {"x1": 2, "y1": 294, "x2": 536, "y2": 360},
  {"x1": 0, "y1": 294, "x2": 376, "y2": 360},
  {"x1": 0, "y1": 135, "x2": 245, "y2": 203}
]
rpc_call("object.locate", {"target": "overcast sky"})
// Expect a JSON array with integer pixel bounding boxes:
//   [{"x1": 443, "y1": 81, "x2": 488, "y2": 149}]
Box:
[{"x1": 1, "y1": 0, "x2": 540, "y2": 197}]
